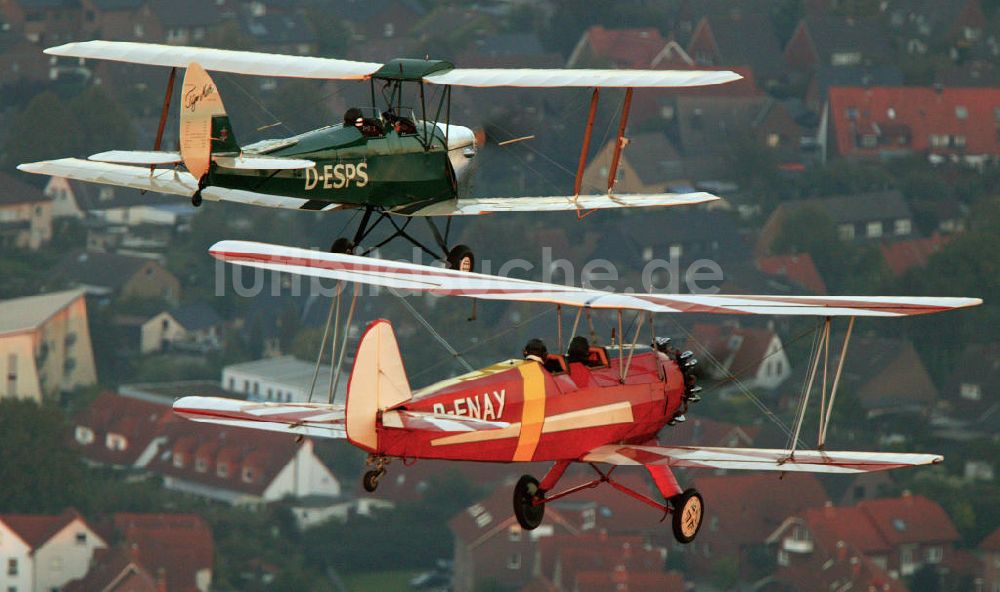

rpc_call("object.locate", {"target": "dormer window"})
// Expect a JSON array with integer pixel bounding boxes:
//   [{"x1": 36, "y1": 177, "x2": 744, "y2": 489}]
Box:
[
  {"x1": 955, "y1": 106, "x2": 968, "y2": 119},
  {"x1": 173, "y1": 452, "x2": 185, "y2": 468},
  {"x1": 217, "y1": 463, "x2": 229, "y2": 478},
  {"x1": 242, "y1": 467, "x2": 255, "y2": 483},
  {"x1": 75, "y1": 426, "x2": 94, "y2": 445},
  {"x1": 105, "y1": 433, "x2": 127, "y2": 451},
  {"x1": 195, "y1": 458, "x2": 207, "y2": 473}
]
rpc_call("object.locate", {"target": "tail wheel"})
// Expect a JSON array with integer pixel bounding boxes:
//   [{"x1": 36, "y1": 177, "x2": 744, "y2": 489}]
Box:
[
  {"x1": 362, "y1": 469, "x2": 383, "y2": 493},
  {"x1": 446, "y1": 244, "x2": 475, "y2": 272},
  {"x1": 512, "y1": 475, "x2": 545, "y2": 530},
  {"x1": 191, "y1": 191, "x2": 203, "y2": 207},
  {"x1": 330, "y1": 237, "x2": 355, "y2": 254},
  {"x1": 670, "y1": 488, "x2": 704, "y2": 544}
]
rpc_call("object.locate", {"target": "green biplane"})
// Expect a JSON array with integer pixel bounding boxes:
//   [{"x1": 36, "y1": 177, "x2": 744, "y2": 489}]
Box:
[{"x1": 19, "y1": 41, "x2": 740, "y2": 268}]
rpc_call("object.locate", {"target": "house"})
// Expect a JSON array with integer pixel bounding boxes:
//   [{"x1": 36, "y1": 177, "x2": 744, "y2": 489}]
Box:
[
  {"x1": 825, "y1": 86, "x2": 1000, "y2": 163},
  {"x1": 940, "y1": 343, "x2": 1000, "y2": 436},
  {"x1": 600, "y1": 209, "x2": 746, "y2": 270},
  {"x1": 72, "y1": 391, "x2": 180, "y2": 469},
  {"x1": 64, "y1": 546, "x2": 161, "y2": 592},
  {"x1": 43, "y1": 177, "x2": 194, "y2": 226},
  {"x1": 222, "y1": 355, "x2": 346, "y2": 403},
  {"x1": 884, "y1": 0, "x2": 987, "y2": 57},
  {"x1": 982, "y1": 526, "x2": 1000, "y2": 592},
  {"x1": 80, "y1": 0, "x2": 163, "y2": 43},
  {"x1": 756, "y1": 253, "x2": 828, "y2": 294},
  {"x1": 534, "y1": 533, "x2": 676, "y2": 591},
  {"x1": 879, "y1": 233, "x2": 950, "y2": 276},
  {"x1": 567, "y1": 26, "x2": 667, "y2": 69},
  {"x1": 0, "y1": 0, "x2": 82, "y2": 45},
  {"x1": 768, "y1": 493, "x2": 960, "y2": 580},
  {"x1": 150, "y1": 420, "x2": 341, "y2": 506},
  {"x1": 0, "y1": 289, "x2": 97, "y2": 401},
  {"x1": 767, "y1": 542, "x2": 909, "y2": 592},
  {"x1": 111, "y1": 513, "x2": 213, "y2": 592},
  {"x1": 804, "y1": 64, "x2": 904, "y2": 114},
  {"x1": 758, "y1": 191, "x2": 914, "y2": 251},
  {"x1": 839, "y1": 337, "x2": 939, "y2": 417},
  {"x1": 659, "y1": 417, "x2": 759, "y2": 448},
  {"x1": 0, "y1": 170, "x2": 52, "y2": 250},
  {"x1": 332, "y1": 0, "x2": 425, "y2": 42},
  {"x1": 0, "y1": 508, "x2": 107, "y2": 592},
  {"x1": 240, "y1": 12, "x2": 318, "y2": 56},
  {"x1": 685, "y1": 473, "x2": 829, "y2": 577},
  {"x1": 685, "y1": 323, "x2": 792, "y2": 391},
  {"x1": 785, "y1": 16, "x2": 892, "y2": 73},
  {"x1": 149, "y1": 0, "x2": 222, "y2": 45},
  {"x1": 140, "y1": 302, "x2": 223, "y2": 354},
  {"x1": 53, "y1": 250, "x2": 181, "y2": 304},
  {"x1": 449, "y1": 487, "x2": 580, "y2": 592},
  {"x1": 579, "y1": 132, "x2": 683, "y2": 195},
  {"x1": 686, "y1": 12, "x2": 784, "y2": 85}
]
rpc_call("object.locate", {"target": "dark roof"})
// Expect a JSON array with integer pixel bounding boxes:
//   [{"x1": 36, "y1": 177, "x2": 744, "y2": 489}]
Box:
[
  {"x1": 242, "y1": 13, "x2": 317, "y2": 45},
  {"x1": 327, "y1": 0, "x2": 426, "y2": 23},
  {"x1": 15, "y1": 0, "x2": 80, "y2": 8},
  {"x1": 674, "y1": 95, "x2": 778, "y2": 156},
  {"x1": 622, "y1": 132, "x2": 681, "y2": 185},
  {"x1": 473, "y1": 33, "x2": 546, "y2": 58},
  {"x1": 166, "y1": 302, "x2": 222, "y2": 331},
  {"x1": 885, "y1": 0, "x2": 982, "y2": 38},
  {"x1": 812, "y1": 65, "x2": 904, "y2": 101},
  {"x1": 784, "y1": 191, "x2": 912, "y2": 225},
  {"x1": 801, "y1": 16, "x2": 892, "y2": 64},
  {"x1": 90, "y1": 0, "x2": 144, "y2": 10},
  {"x1": 148, "y1": 0, "x2": 221, "y2": 28},
  {"x1": 53, "y1": 250, "x2": 160, "y2": 291},
  {"x1": 697, "y1": 13, "x2": 784, "y2": 79},
  {"x1": 0, "y1": 171, "x2": 49, "y2": 205},
  {"x1": 840, "y1": 336, "x2": 937, "y2": 411}
]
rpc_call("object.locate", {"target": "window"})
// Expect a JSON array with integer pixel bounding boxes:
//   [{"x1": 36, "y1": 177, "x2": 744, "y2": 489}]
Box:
[
  {"x1": 846, "y1": 107, "x2": 859, "y2": 120},
  {"x1": 105, "y1": 433, "x2": 127, "y2": 451},
  {"x1": 894, "y1": 219, "x2": 912, "y2": 236},
  {"x1": 669, "y1": 244, "x2": 682, "y2": 259},
  {"x1": 993, "y1": 107, "x2": 1000, "y2": 121},
  {"x1": 955, "y1": 106, "x2": 968, "y2": 119},
  {"x1": 506, "y1": 553, "x2": 521, "y2": 570},
  {"x1": 860, "y1": 134, "x2": 878, "y2": 148},
  {"x1": 767, "y1": 133, "x2": 780, "y2": 147},
  {"x1": 930, "y1": 134, "x2": 949, "y2": 148},
  {"x1": 960, "y1": 383, "x2": 982, "y2": 401},
  {"x1": 242, "y1": 467, "x2": 255, "y2": 483},
  {"x1": 173, "y1": 452, "x2": 185, "y2": 468},
  {"x1": 926, "y1": 546, "x2": 943, "y2": 563},
  {"x1": 217, "y1": 463, "x2": 229, "y2": 478},
  {"x1": 831, "y1": 51, "x2": 862, "y2": 66},
  {"x1": 777, "y1": 549, "x2": 789, "y2": 566},
  {"x1": 7, "y1": 353, "x2": 17, "y2": 396},
  {"x1": 838, "y1": 224, "x2": 855, "y2": 240},
  {"x1": 953, "y1": 135, "x2": 966, "y2": 148},
  {"x1": 7, "y1": 558, "x2": 17, "y2": 576},
  {"x1": 195, "y1": 458, "x2": 207, "y2": 473},
  {"x1": 887, "y1": 107, "x2": 896, "y2": 119},
  {"x1": 901, "y1": 546, "x2": 914, "y2": 566},
  {"x1": 383, "y1": 22, "x2": 395, "y2": 38},
  {"x1": 75, "y1": 426, "x2": 94, "y2": 445},
  {"x1": 75, "y1": 529, "x2": 87, "y2": 544},
  {"x1": 134, "y1": 23, "x2": 144, "y2": 38},
  {"x1": 508, "y1": 526, "x2": 522, "y2": 542},
  {"x1": 866, "y1": 221, "x2": 883, "y2": 238}
]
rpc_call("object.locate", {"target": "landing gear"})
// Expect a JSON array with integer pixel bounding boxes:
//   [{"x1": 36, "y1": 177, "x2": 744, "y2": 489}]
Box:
[
  {"x1": 512, "y1": 475, "x2": 545, "y2": 530},
  {"x1": 191, "y1": 191, "x2": 203, "y2": 207},
  {"x1": 330, "y1": 237, "x2": 355, "y2": 254},
  {"x1": 362, "y1": 469, "x2": 384, "y2": 492},
  {"x1": 670, "y1": 488, "x2": 704, "y2": 544},
  {"x1": 446, "y1": 244, "x2": 475, "y2": 272},
  {"x1": 362, "y1": 454, "x2": 390, "y2": 493}
]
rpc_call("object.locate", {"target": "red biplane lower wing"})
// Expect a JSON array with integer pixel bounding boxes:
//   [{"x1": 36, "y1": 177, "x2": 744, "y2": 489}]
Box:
[
  {"x1": 173, "y1": 396, "x2": 347, "y2": 439},
  {"x1": 582, "y1": 445, "x2": 942, "y2": 474}
]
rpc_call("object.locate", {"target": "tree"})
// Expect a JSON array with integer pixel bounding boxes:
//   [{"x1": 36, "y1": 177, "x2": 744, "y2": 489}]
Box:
[
  {"x1": 68, "y1": 86, "x2": 135, "y2": 155},
  {"x1": 2, "y1": 92, "x2": 82, "y2": 171}
]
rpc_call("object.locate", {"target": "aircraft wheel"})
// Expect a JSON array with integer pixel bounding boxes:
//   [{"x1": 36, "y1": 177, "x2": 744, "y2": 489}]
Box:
[
  {"x1": 330, "y1": 238, "x2": 355, "y2": 255},
  {"x1": 191, "y1": 191, "x2": 203, "y2": 207},
  {"x1": 362, "y1": 469, "x2": 383, "y2": 493},
  {"x1": 512, "y1": 475, "x2": 545, "y2": 530},
  {"x1": 446, "y1": 244, "x2": 475, "y2": 272},
  {"x1": 670, "y1": 488, "x2": 704, "y2": 544}
]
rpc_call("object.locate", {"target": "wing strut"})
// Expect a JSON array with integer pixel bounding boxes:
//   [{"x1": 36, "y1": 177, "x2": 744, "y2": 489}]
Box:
[
  {"x1": 607, "y1": 88, "x2": 634, "y2": 194},
  {"x1": 152, "y1": 66, "x2": 177, "y2": 173},
  {"x1": 573, "y1": 88, "x2": 600, "y2": 198},
  {"x1": 786, "y1": 316, "x2": 856, "y2": 458}
]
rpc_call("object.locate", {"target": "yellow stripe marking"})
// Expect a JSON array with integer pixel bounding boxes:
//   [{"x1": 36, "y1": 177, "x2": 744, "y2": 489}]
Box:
[{"x1": 513, "y1": 363, "x2": 546, "y2": 461}]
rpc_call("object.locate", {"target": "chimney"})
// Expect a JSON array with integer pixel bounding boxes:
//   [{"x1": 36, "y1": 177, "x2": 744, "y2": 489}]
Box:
[
  {"x1": 824, "y1": 500, "x2": 835, "y2": 517},
  {"x1": 850, "y1": 556, "x2": 861, "y2": 577},
  {"x1": 156, "y1": 568, "x2": 168, "y2": 592},
  {"x1": 836, "y1": 540, "x2": 847, "y2": 561}
]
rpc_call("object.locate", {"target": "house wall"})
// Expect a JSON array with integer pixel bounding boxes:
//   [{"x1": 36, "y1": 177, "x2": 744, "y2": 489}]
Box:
[
  {"x1": 121, "y1": 262, "x2": 180, "y2": 304},
  {"x1": 141, "y1": 312, "x2": 188, "y2": 354},
  {"x1": 43, "y1": 178, "x2": 83, "y2": 219},
  {"x1": 0, "y1": 522, "x2": 32, "y2": 592},
  {"x1": 580, "y1": 140, "x2": 666, "y2": 195},
  {"x1": 261, "y1": 440, "x2": 340, "y2": 501},
  {"x1": 467, "y1": 523, "x2": 545, "y2": 591},
  {"x1": 754, "y1": 335, "x2": 791, "y2": 390},
  {"x1": 34, "y1": 296, "x2": 97, "y2": 396},
  {"x1": 32, "y1": 520, "x2": 106, "y2": 592},
  {"x1": 0, "y1": 332, "x2": 42, "y2": 402},
  {"x1": 0, "y1": 201, "x2": 52, "y2": 250},
  {"x1": 687, "y1": 19, "x2": 720, "y2": 65}
]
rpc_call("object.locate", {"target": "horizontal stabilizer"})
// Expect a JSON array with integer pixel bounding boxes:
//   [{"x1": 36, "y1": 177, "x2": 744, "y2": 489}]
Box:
[
  {"x1": 18, "y1": 158, "x2": 344, "y2": 212},
  {"x1": 89, "y1": 150, "x2": 182, "y2": 165},
  {"x1": 213, "y1": 155, "x2": 315, "y2": 170},
  {"x1": 397, "y1": 192, "x2": 719, "y2": 216},
  {"x1": 208, "y1": 240, "x2": 982, "y2": 318},
  {"x1": 582, "y1": 445, "x2": 942, "y2": 474},
  {"x1": 173, "y1": 396, "x2": 346, "y2": 439}
]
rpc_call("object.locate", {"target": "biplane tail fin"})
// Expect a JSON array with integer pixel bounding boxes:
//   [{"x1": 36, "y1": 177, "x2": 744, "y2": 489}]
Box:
[
  {"x1": 179, "y1": 61, "x2": 240, "y2": 181},
  {"x1": 345, "y1": 319, "x2": 412, "y2": 453}
]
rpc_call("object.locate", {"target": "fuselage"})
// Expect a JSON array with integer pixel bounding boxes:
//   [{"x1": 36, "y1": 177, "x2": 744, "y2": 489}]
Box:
[
  {"x1": 207, "y1": 119, "x2": 477, "y2": 211},
  {"x1": 376, "y1": 350, "x2": 687, "y2": 463}
]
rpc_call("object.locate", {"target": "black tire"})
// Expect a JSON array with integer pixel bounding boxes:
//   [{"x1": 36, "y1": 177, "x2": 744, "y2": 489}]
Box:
[
  {"x1": 512, "y1": 475, "x2": 545, "y2": 530},
  {"x1": 446, "y1": 244, "x2": 475, "y2": 272},
  {"x1": 330, "y1": 237, "x2": 355, "y2": 254},
  {"x1": 362, "y1": 470, "x2": 381, "y2": 493},
  {"x1": 670, "y1": 488, "x2": 704, "y2": 544},
  {"x1": 191, "y1": 192, "x2": 203, "y2": 207}
]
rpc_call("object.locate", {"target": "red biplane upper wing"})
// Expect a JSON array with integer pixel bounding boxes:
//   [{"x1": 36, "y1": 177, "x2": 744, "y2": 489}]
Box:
[
  {"x1": 173, "y1": 396, "x2": 347, "y2": 439},
  {"x1": 209, "y1": 241, "x2": 981, "y2": 317},
  {"x1": 582, "y1": 445, "x2": 942, "y2": 474}
]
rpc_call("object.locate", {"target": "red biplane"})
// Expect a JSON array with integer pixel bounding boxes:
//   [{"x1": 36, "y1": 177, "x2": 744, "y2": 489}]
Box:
[{"x1": 175, "y1": 241, "x2": 980, "y2": 543}]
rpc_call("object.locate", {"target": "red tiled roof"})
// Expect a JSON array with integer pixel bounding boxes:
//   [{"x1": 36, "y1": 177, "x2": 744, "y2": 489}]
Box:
[
  {"x1": 880, "y1": 233, "x2": 950, "y2": 276},
  {"x1": 982, "y1": 524, "x2": 1000, "y2": 551},
  {"x1": 575, "y1": 570, "x2": 684, "y2": 592},
  {"x1": 73, "y1": 392, "x2": 179, "y2": 467},
  {"x1": 0, "y1": 508, "x2": 86, "y2": 550},
  {"x1": 692, "y1": 473, "x2": 829, "y2": 549},
  {"x1": 857, "y1": 493, "x2": 960, "y2": 546},
  {"x1": 579, "y1": 26, "x2": 666, "y2": 68},
  {"x1": 686, "y1": 323, "x2": 779, "y2": 377},
  {"x1": 536, "y1": 533, "x2": 648, "y2": 582},
  {"x1": 113, "y1": 513, "x2": 214, "y2": 592},
  {"x1": 449, "y1": 486, "x2": 577, "y2": 547},
  {"x1": 799, "y1": 504, "x2": 891, "y2": 554},
  {"x1": 148, "y1": 420, "x2": 303, "y2": 497},
  {"x1": 659, "y1": 417, "x2": 759, "y2": 448},
  {"x1": 776, "y1": 548, "x2": 908, "y2": 592},
  {"x1": 757, "y1": 253, "x2": 828, "y2": 294},
  {"x1": 829, "y1": 86, "x2": 1000, "y2": 157},
  {"x1": 63, "y1": 546, "x2": 158, "y2": 592}
]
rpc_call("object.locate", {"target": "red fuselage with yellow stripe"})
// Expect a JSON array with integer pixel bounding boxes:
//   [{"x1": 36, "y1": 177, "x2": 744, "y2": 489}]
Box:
[{"x1": 376, "y1": 351, "x2": 687, "y2": 463}]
